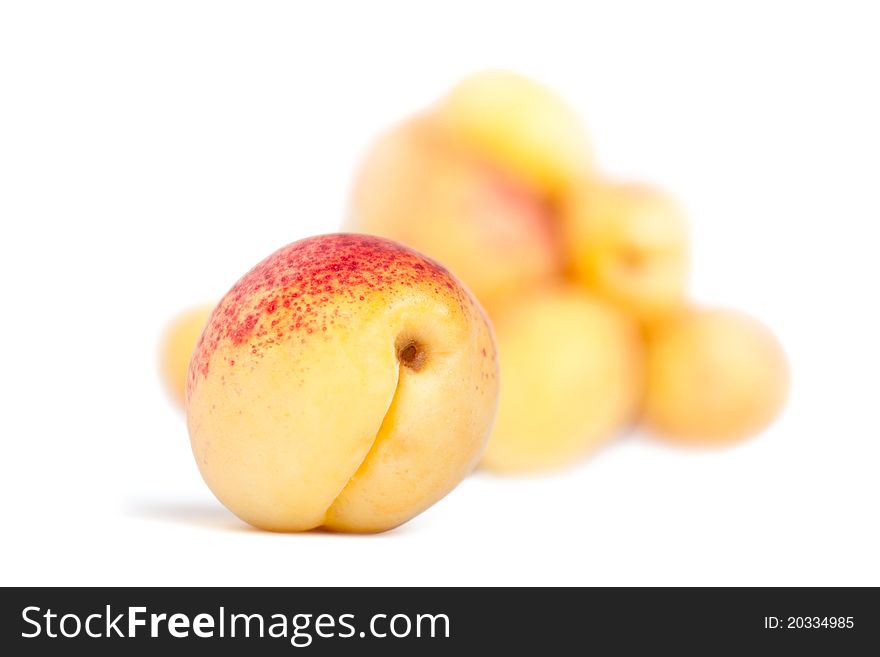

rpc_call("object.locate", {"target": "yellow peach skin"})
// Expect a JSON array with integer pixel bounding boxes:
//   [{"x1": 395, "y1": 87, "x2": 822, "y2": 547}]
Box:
[
  {"x1": 186, "y1": 234, "x2": 499, "y2": 533},
  {"x1": 482, "y1": 285, "x2": 643, "y2": 473},
  {"x1": 159, "y1": 304, "x2": 213, "y2": 407},
  {"x1": 435, "y1": 70, "x2": 592, "y2": 199},
  {"x1": 643, "y1": 308, "x2": 789, "y2": 444},
  {"x1": 564, "y1": 181, "x2": 689, "y2": 324},
  {"x1": 349, "y1": 116, "x2": 562, "y2": 307}
]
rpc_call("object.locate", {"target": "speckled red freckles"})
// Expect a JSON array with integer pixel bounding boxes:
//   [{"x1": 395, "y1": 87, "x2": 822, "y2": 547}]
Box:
[{"x1": 189, "y1": 234, "x2": 466, "y2": 387}]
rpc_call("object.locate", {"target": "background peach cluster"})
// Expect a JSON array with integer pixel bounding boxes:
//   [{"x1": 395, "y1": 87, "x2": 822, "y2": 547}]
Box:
[{"x1": 162, "y1": 71, "x2": 789, "y2": 477}]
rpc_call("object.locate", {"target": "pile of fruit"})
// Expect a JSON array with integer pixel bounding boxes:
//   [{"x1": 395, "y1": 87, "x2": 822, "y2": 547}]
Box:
[{"x1": 160, "y1": 71, "x2": 789, "y2": 533}]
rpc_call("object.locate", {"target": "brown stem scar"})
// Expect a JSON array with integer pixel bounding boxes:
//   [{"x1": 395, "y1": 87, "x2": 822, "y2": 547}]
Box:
[{"x1": 397, "y1": 340, "x2": 426, "y2": 371}]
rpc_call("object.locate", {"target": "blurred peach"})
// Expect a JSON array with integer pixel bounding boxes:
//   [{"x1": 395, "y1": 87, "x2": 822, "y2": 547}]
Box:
[
  {"x1": 564, "y1": 180, "x2": 689, "y2": 324},
  {"x1": 349, "y1": 116, "x2": 562, "y2": 306},
  {"x1": 482, "y1": 284, "x2": 643, "y2": 473},
  {"x1": 643, "y1": 308, "x2": 789, "y2": 444},
  {"x1": 435, "y1": 70, "x2": 592, "y2": 199},
  {"x1": 159, "y1": 304, "x2": 213, "y2": 407}
]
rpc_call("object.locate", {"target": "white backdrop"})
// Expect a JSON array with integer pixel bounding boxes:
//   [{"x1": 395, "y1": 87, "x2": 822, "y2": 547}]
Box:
[{"x1": 1, "y1": 1, "x2": 878, "y2": 586}]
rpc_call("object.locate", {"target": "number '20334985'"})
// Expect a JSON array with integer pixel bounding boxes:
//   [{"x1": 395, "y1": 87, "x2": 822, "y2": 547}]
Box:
[{"x1": 764, "y1": 616, "x2": 854, "y2": 629}]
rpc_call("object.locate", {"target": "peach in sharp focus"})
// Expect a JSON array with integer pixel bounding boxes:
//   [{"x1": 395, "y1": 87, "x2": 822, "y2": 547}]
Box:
[
  {"x1": 186, "y1": 233, "x2": 499, "y2": 533},
  {"x1": 348, "y1": 116, "x2": 562, "y2": 307}
]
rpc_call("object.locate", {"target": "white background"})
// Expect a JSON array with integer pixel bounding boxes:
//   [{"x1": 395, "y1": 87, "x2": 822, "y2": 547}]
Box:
[{"x1": 2, "y1": 1, "x2": 878, "y2": 586}]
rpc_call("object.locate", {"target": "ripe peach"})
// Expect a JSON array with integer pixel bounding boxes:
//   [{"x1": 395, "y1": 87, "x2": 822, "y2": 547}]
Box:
[
  {"x1": 348, "y1": 117, "x2": 562, "y2": 306},
  {"x1": 564, "y1": 181, "x2": 689, "y2": 324},
  {"x1": 643, "y1": 308, "x2": 789, "y2": 444},
  {"x1": 186, "y1": 234, "x2": 499, "y2": 532},
  {"x1": 435, "y1": 70, "x2": 592, "y2": 198},
  {"x1": 481, "y1": 285, "x2": 643, "y2": 473},
  {"x1": 159, "y1": 304, "x2": 213, "y2": 407}
]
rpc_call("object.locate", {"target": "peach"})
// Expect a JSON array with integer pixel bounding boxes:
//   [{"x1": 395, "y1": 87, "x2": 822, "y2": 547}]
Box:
[
  {"x1": 186, "y1": 234, "x2": 499, "y2": 532},
  {"x1": 435, "y1": 70, "x2": 592, "y2": 198},
  {"x1": 643, "y1": 308, "x2": 789, "y2": 444},
  {"x1": 564, "y1": 181, "x2": 689, "y2": 324},
  {"x1": 481, "y1": 284, "x2": 643, "y2": 473},
  {"x1": 159, "y1": 304, "x2": 213, "y2": 407},
  {"x1": 348, "y1": 116, "x2": 562, "y2": 306}
]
